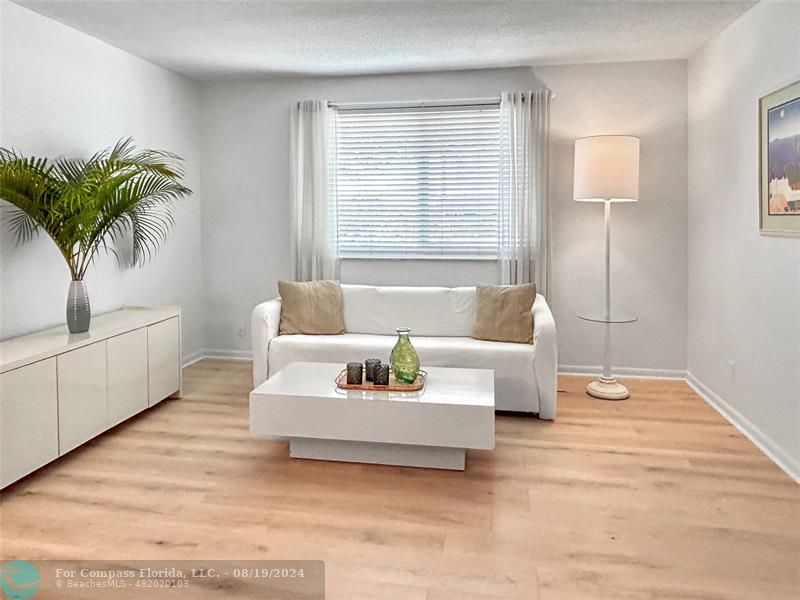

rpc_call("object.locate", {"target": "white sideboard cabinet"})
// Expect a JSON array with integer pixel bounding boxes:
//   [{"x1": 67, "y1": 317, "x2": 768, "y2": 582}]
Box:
[
  {"x1": 57, "y1": 341, "x2": 109, "y2": 455},
  {"x1": 108, "y1": 328, "x2": 149, "y2": 427},
  {"x1": 147, "y1": 317, "x2": 181, "y2": 407},
  {"x1": 0, "y1": 307, "x2": 181, "y2": 488}
]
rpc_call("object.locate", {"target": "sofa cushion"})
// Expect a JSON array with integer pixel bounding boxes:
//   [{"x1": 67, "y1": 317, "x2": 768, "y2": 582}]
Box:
[
  {"x1": 472, "y1": 284, "x2": 536, "y2": 344},
  {"x1": 340, "y1": 284, "x2": 475, "y2": 337},
  {"x1": 268, "y1": 333, "x2": 538, "y2": 410},
  {"x1": 278, "y1": 280, "x2": 345, "y2": 335}
]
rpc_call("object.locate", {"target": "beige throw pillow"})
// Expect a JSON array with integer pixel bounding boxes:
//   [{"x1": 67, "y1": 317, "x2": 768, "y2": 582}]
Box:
[
  {"x1": 278, "y1": 280, "x2": 346, "y2": 335},
  {"x1": 472, "y1": 284, "x2": 536, "y2": 344}
]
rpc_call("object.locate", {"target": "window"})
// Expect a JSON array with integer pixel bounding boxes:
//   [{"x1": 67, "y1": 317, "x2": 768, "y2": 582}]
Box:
[{"x1": 331, "y1": 102, "x2": 501, "y2": 259}]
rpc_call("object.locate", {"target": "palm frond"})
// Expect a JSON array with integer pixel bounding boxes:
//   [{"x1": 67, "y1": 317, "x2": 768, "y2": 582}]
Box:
[
  {"x1": 4, "y1": 206, "x2": 40, "y2": 244},
  {"x1": 0, "y1": 138, "x2": 191, "y2": 280}
]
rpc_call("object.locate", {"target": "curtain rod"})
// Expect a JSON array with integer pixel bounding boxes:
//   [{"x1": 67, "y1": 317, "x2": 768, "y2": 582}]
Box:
[
  {"x1": 329, "y1": 97, "x2": 499, "y2": 110},
  {"x1": 329, "y1": 91, "x2": 554, "y2": 111}
]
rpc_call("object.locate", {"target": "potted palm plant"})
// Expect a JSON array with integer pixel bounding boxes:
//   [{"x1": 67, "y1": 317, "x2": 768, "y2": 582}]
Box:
[{"x1": 0, "y1": 138, "x2": 191, "y2": 333}]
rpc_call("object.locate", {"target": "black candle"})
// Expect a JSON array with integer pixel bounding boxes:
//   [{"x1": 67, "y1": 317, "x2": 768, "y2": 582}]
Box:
[
  {"x1": 364, "y1": 358, "x2": 381, "y2": 382},
  {"x1": 373, "y1": 363, "x2": 390, "y2": 386},
  {"x1": 346, "y1": 362, "x2": 363, "y2": 385}
]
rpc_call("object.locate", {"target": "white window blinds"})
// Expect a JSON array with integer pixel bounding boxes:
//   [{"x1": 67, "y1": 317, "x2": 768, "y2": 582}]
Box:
[{"x1": 331, "y1": 103, "x2": 501, "y2": 259}]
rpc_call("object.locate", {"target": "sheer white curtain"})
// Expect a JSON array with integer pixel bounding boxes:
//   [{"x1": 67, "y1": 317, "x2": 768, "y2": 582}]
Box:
[
  {"x1": 290, "y1": 99, "x2": 338, "y2": 281},
  {"x1": 498, "y1": 90, "x2": 552, "y2": 296}
]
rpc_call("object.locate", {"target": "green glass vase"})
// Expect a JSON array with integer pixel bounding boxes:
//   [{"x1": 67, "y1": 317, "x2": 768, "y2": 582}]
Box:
[{"x1": 390, "y1": 327, "x2": 420, "y2": 384}]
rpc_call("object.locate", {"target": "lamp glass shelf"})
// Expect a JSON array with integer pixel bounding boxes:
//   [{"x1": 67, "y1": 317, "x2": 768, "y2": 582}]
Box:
[{"x1": 578, "y1": 313, "x2": 638, "y2": 324}]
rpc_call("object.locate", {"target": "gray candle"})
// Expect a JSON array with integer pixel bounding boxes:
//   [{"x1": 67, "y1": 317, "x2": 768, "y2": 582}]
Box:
[
  {"x1": 364, "y1": 358, "x2": 381, "y2": 382},
  {"x1": 373, "y1": 363, "x2": 390, "y2": 386},
  {"x1": 346, "y1": 362, "x2": 363, "y2": 385}
]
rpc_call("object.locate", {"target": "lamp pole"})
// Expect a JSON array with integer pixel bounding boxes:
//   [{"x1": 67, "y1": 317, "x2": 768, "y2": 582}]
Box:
[
  {"x1": 584, "y1": 198, "x2": 633, "y2": 400},
  {"x1": 603, "y1": 199, "x2": 612, "y2": 382}
]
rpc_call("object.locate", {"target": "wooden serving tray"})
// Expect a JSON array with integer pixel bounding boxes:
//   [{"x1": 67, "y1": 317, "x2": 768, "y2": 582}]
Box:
[{"x1": 335, "y1": 369, "x2": 427, "y2": 392}]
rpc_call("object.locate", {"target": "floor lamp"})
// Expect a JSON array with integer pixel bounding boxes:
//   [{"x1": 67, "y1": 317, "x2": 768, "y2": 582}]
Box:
[{"x1": 573, "y1": 135, "x2": 640, "y2": 400}]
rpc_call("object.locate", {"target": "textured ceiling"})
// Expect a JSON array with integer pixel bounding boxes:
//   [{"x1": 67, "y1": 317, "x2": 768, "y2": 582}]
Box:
[{"x1": 14, "y1": 0, "x2": 756, "y2": 80}]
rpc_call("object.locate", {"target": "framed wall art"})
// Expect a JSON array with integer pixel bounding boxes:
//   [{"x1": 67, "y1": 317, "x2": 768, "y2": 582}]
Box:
[{"x1": 759, "y1": 80, "x2": 800, "y2": 235}]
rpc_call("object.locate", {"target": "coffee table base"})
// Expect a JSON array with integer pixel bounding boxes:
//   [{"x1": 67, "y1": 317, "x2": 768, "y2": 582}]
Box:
[{"x1": 289, "y1": 438, "x2": 466, "y2": 470}]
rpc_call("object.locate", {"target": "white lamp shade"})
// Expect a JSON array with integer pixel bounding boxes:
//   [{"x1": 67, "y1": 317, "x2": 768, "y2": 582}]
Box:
[{"x1": 573, "y1": 135, "x2": 640, "y2": 202}]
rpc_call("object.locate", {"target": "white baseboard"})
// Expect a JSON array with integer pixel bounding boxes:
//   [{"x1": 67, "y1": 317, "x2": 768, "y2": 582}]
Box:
[
  {"x1": 558, "y1": 364, "x2": 687, "y2": 380},
  {"x1": 181, "y1": 350, "x2": 207, "y2": 368},
  {"x1": 203, "y1": 349, "x2": 253, "y2": 361},
  {"x1": 686, "y1": 372, "x2": 799, "y2": 485},
  {"x1": 182, "y1": 349, "x2": 252, "y2": 367}
]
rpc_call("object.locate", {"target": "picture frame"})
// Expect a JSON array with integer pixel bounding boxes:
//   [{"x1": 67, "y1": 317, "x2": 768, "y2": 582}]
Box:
[{"x1": 759, "y1": 80, "x2": 800, "y2": 236}]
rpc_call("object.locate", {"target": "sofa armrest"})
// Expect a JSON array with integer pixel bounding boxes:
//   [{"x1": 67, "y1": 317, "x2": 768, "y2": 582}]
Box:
[
  {"x1": 251, "y1": 297, "x2": 282, "y2": 387},
  {"x1": 532, "y1": 293, "x2": 558, "y2": 420}
]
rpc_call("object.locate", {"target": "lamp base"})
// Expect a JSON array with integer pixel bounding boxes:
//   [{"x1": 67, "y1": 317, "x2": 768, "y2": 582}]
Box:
[{"x1": 586, "y1": 377, "x2": 629, "y2": 401}]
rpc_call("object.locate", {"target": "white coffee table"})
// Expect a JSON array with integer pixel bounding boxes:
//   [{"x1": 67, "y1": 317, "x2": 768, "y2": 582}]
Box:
[{"x1": 249, "y1": 362, "x2": 495, "y2": 470}]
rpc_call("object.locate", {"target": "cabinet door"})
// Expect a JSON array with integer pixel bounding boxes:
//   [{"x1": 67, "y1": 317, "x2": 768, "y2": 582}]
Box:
[
  {"x1": 148, "y1": 317, "x2": 180, "y2": 406},
  {"x1": 108, "y1": 328, "x2": 148, "y2": 426},
  {"x1": 1, "y1": 359, "x2": 58, "y2": 487},
  {"x1": 58, "y1": 341, "x2": 108, "y2": 454}
]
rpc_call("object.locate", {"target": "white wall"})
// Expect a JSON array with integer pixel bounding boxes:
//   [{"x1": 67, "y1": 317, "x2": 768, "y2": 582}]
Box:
[
  {"x1": 199, "y1": 68, "x2": 539, "y2": 354},
  {"x1": 687, "y1": 1, "x2": 800, "y2": 475},
  {"x1": 0, "y1": 3, "x2": 205, "y2": 360},
  {"x1": 539, "y1": 60, "x2": 688, "y2": 374},
  {"x1": 200, "y1": 62, "x2": 689, "y2": 373}
]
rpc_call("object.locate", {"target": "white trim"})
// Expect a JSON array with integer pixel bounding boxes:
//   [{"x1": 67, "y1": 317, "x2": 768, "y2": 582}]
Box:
[
  {"x1": 181, "y1": 349, "x2": 206, "y2": 368},
  {"x1": 686, "y1": 372, "x2": 800, "y2": 485},
  {"x1": 203, "y1": 349, "x2": 253, "y2": 361},
  {"x1": 182, "y1": 349, "x2": 253, "y2": 367},
  {"x1": 558, "y1": 364, "x2": 686, "y2": 380}
]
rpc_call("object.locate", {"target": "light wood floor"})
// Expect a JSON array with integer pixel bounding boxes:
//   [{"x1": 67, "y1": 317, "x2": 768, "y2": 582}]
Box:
[{"x1": 1, "y1": 359, "x2": 798, "y2": 599}]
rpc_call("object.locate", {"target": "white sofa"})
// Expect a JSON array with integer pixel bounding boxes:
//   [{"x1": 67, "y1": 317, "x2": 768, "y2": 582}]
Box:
[{"x1": 251, "y1": 284, "x2": 558, "y2": 419}]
